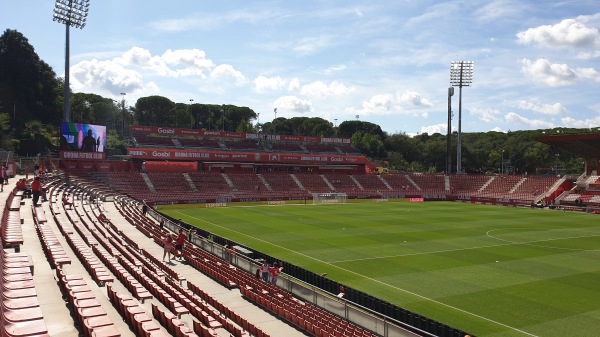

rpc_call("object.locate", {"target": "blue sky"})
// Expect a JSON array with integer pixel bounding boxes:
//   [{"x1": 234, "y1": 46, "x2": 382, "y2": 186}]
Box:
[{"x1": 3, "y1": 1, "x2": 600, "y2": 135}]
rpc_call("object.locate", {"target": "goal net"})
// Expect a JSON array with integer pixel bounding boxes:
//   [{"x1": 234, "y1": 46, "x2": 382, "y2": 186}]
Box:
[{"x1": 312, "y1": 192, "x2": 347, "y2": 205}]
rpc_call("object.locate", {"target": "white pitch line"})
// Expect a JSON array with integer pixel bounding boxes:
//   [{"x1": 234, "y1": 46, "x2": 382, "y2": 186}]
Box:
[
  {"x1": 330, "y1": 231, "x2": 600, "y2": 264},
  {"x1": 486, "y1": 229, "x2": 600, "y2": 251},
  {"x1": 176, "y1": 210, "x2": 539, "y2": 337}
]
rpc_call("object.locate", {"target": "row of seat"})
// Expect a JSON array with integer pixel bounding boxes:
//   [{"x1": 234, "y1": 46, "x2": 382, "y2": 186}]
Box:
[
  {"x1": 113, "y1": 195, "x2": 266, "y2": 337},
  {"x1": 118, "y1": 256, "x2": 188, "y2": 317},
  {"x1": 56, "y1": 267, "x2": 121, "y2": 337},
  {"x1": 34, "y1": 213, "x2": 71, "y2": 269},
  {"x1": 186, "y1": 281, "x2": 268, "y2": 337},
  {"x1": 151, "y1": 303, "x2": 197, "y2": 337},
  {"x1": 2, "y1": 188, "x2": 24, "y2": 251},
  {"x1": 106, "y1": 285, "x2": 167, "y2": 337},
  {"x1": 1, "y1": 237, "x2": 49, "y2": 337},
  {"x1": 240, "y1": 286, "x2": 376, "y2": 337},
  {"x1": 141, "y1": 249, "x2": 184, "y2": 283}
]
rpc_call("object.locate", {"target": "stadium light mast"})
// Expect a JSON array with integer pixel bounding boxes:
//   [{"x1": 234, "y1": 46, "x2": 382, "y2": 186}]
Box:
[
  {"x1": 53, "y1": 0, "x2": 91, "y2": 123},
  {"x1": 189, "y1": 99, "x2": 195, "y2": 128},
  {"x1": 450, "y1": 61, "x2": 474, "y2": 173},
  {"x1": 274, "y1": 108, "x2": 277, "y2": 134},
  {"x1": 221, "y1": 106, "x2": 225, "y2": 131},
  {"x1": 120, "y1": 92, "x2": 126, "y2": 136},
  {"x1": 447, "y1": 87, "x2": 454, "y2": 174}
]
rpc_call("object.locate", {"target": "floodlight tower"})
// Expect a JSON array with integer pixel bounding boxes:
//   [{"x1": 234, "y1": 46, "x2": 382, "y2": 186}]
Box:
[
  {"x1": 120, "y1": 92, "x2": 126, "y2": 136},
  {"x1": 447, "y1": 87, "x2": 454, "y2": 174},
  {"x1": 450, "y1": 61, "x2": 474, "y2": 173},
  {"x1": 53, "y1": 0, "x2": 91, "y2": 123}
]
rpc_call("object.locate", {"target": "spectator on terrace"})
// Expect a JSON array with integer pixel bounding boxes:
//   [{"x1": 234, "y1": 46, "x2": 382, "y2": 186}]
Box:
[
  {"x1": 260, "y1": 260, "x2": 270, "y2": 282},
  {"x1": 159, "y1": 218, "x2": 165, "y2": 230},
  {"x1": 31, "y1": 176, "x2": 42, "y2": 206},
  {"x1": 163, "y1": 234, "x2": 174, "y2": 261},
  {"x1": 174, "y1": 229, "x2": 187, "y2": 260},
  {"x1": 337, "y1": 286, "x2": 345, "y2": 298},
  {"x1": 17, "y1": 179, "x2": 31, "y2": 198},
  {"x1": 270, "y1": 262, "x2": 282, "y2": 285},
  {"x1": 142, "y1": 204, "x2": 148, "y2": 216}
]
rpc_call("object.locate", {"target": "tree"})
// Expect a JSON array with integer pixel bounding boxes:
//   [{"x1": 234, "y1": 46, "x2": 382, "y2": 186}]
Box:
[
  {"x1": 235, "y1": 119, "x2": 254, "y2": 133},
  {"x1": 0, "y1": 29, "x2": 61, "y2": 132},
  {"x1": 134, "y1": 96, "x2": 175, "y2": 127}
]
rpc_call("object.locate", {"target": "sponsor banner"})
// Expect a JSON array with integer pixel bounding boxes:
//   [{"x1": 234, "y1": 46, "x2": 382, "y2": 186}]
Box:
[
  {"x1": 130, "y1": 125, "x2": 351, "y2": 144},
  {"x1": 127, "y1": 148, "x2": 365, "y2": 165},
  {"x1": 409, "y1": 198, "x2": 424, "y2": 202},
  {"x1": 61, "y1": 151, "x2": 106, "y2": 160},
  {"x1": 206, "y1": 202, "x2": 227, "y2": 208}
]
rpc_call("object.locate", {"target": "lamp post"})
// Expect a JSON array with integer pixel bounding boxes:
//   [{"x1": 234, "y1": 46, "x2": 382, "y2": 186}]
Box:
[
  {"x1": 450, "y1": 61, "x2": 474, "y2": 174},
  {"x1": 221, "y1": 107, "x2": 224, "y2": 131},
  {"x1": 274, "y1": 108, "x2": 277, "y2": 134},
  {"x1": 53, "y1": 0, "x2": 91, "y2": 123},
  {"x1": 501, "y1": 150, "x2": 505, "y2": 174},
  {"x1": 120, "y1": 92, "x2": 126, "y2": 137},
  {"x1": 256, "y1": 112, "x2": 260, "y2": 131},
  {"x1": 334, "y1": 118, "x2": 337, "y2": 127},
  {"x1": 447, "y1": 87, "x2": 454, "y2": 174},
  {"x1": 189, "y1": 99, "x2": 194, "y2": 128}
]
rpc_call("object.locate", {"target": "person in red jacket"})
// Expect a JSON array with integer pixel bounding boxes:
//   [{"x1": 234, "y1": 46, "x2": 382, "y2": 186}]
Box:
[
  {"x1": 174, "y1": 229, "x2": 187, "y2": 260},
  {"x1": 31, "y1": 176, "x2": 41, "y2": 206}
]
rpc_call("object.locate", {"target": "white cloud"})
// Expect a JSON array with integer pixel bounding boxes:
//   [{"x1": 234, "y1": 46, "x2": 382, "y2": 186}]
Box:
[
  {"x1": 517, "y1": 100, "x2": 567, "y2": 115},
  {"x1": 115, "y1": 47, "x2": 215, "y2": 78},
  {"x1": 348, "y1": 90, "x2": 433, "y2": 117},
  {"x1": 71, "y1": 59, "x2": 144, "y2": 95},
  {"x1": 490, "y1": 127, "x2": 503, "y2": 132},
  {"x1": 398, "y1": 90, "x2": 433, "y2": 107},
  {"x1": 293, "y1": 35, "x2": 334, "y2": 55},
  {"x1": 469, "y1": 107, "x2": 502, "y2": 123},
  {"x1": 288, "y1": 77, "x2": 301, "y2": 92},
  {"x1": 323, "y1": 65, "x2": 347, "y2": 75},
  {"x1": 350, "y1": 94, "x2": 395, "y2": 116},
  {"x1": 420, "y1": 123, "x2": 447, "y2": 135},
  {"x1": 210, "y1": 64, "x2": 247, "y2": 85},
  {"x1": 561, "y1": 116, "x2": 600, "y2": 128},
  {"x1": 272, "y1": 96, "x2": 312, "y2": 113},
  {"x1": 577, "y1": 50, "x2": 600, "y2": 59},
  {"x1": 254, "y1": 76, "x2": 286, "y2": 93},
  {"x1": 520, "y1": 58, "x2": 600, "y2": 86},
  {"x1": 476, "y1": 0, "x2": 525, "y2": 23},
  {"x1": 505, "y1": 112, "x2": 554, "y2": 128},
  {"x1": 517, "y1": 16, "x2": 600, "y2": 48},
  {"x1": 300, "y1": 81, "x2": 354, "y2": 99}
]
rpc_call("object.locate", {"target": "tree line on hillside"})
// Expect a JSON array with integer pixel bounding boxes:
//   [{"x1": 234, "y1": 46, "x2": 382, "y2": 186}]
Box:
[{"x1": 0, "y1": 29, "x2": 589, "y2": 174}]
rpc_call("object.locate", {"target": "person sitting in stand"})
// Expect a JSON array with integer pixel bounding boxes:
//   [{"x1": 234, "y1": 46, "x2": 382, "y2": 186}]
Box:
[{"x1": 17, "y1": 179, "x2": 32, "y2": 198}]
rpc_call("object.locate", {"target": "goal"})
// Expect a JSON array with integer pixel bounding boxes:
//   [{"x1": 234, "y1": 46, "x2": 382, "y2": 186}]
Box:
[{"x1": 312, "y1": 192, "x2": 347, "y2": 205}]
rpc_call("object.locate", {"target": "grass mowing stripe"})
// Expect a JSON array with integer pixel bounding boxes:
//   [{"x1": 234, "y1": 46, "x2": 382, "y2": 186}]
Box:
[
  {"x1": 172, "y1": 207, "x2": 539, "y2": 337},
  {"x1": 161, "y1": 202, "x2": 600, "y2": 336}
]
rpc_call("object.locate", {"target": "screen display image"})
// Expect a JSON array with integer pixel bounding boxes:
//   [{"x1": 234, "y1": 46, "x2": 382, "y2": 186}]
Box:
[{"x1": 60, "y1": 122, "x2": 107, "y2": 152}]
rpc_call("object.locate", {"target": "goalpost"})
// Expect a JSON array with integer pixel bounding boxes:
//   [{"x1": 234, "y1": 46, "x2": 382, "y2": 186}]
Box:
[{"x1": 312, "y1": 192, "x2": 347, "y2": 205}]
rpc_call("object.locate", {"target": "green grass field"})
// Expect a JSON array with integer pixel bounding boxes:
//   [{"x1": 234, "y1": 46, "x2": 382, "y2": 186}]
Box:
[{"x1": 160, "y1": 201, "x2": 600, "y2": 337}]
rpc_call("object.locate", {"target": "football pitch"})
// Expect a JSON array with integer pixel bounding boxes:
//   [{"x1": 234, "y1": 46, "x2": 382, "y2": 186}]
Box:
[{"x1": 160, "y1": 201, "x2": 600, "y2": 337}]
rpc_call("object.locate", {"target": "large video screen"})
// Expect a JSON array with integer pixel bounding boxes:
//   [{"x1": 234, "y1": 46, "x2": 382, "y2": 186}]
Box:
[{"x1": 60, "y1": 122, "x2": 107, "y2": 152}]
